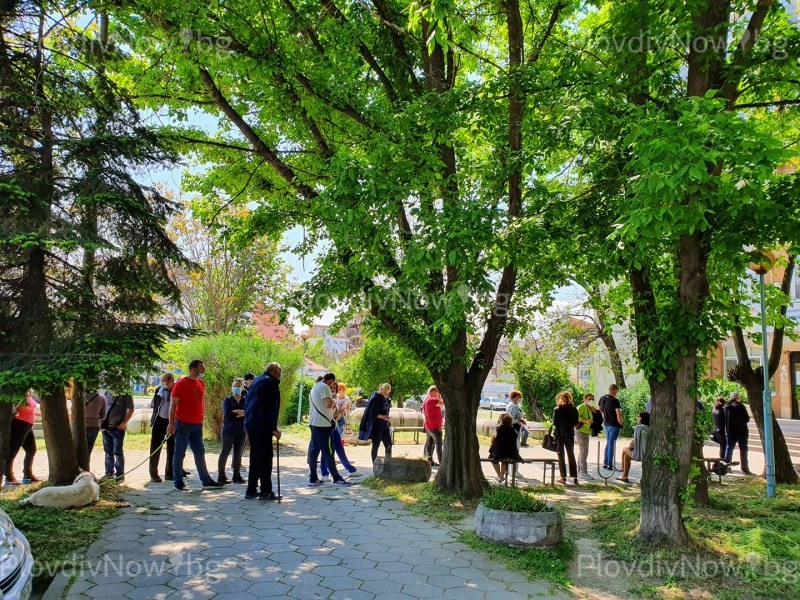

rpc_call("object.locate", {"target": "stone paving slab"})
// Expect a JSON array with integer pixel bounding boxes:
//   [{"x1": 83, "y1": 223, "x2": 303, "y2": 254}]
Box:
[{"x1": 44, "y1": 444, "x2": 572, "y2": 600}]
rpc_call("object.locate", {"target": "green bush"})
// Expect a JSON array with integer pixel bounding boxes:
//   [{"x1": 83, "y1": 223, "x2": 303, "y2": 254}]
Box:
[
  {"x1": 697, "y1": 377, "x2": 746, "y2": 405},
  {"x1": 508, "y1": 348, "x2": 575, "y2": 421},
  {"x1": 281, "y1": 374, "x2": 316, "y2": 425},
  {"x1": 617, "y1": 380, "x2": 650, "y2": 436},
  {"x1": 481, "y1": 486, "x2": 550, "y2": 513},
  {"x1": 162, "y1": 333, "x2": 303, "y2": 438}
]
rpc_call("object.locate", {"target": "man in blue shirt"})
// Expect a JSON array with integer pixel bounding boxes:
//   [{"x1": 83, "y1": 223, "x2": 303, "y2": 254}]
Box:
[{"x1": 243, "y1": 363, "x2": 282, "y2": 500}]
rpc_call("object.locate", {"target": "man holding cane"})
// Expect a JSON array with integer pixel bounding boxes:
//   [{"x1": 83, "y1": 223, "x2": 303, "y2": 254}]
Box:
[{"x1": 244, "y1": 362, "x2": 283, "y2": 500}]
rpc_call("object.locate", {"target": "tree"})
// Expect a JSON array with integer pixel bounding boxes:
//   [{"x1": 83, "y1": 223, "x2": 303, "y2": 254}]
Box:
[
  {"x1": 0, "y1": 2, "x2": 186, "y2": 483},
  {"x1": 507, "y1": 345, "x2": 575, "y2": 421},
  {"x1": 117, "y1": 0, "x2": 576, "y2": 495},
  {"x1": 728, "y1": 254, "x2": 799, "y2": 484},
  {"x1": 557, "y1": 1, "x2": 800, "y2": 541},
  {"x1": 166, "y1": 202, "x2": 288, "y2": 333},
  {"x1": 341, "y1": 335, "x2": 433, "y2": 405}
]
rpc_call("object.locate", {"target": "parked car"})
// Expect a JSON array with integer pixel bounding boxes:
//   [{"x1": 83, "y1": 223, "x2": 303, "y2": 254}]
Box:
[
  {"x1": 404, "y1": 396, "x2": 424, "y2": 411},
  {"x1": 0, "y1": 508, "x2": 33, "y2": 600},
  {"x1": 479, "y1": 396, "x2": 508, "y2": 411}
]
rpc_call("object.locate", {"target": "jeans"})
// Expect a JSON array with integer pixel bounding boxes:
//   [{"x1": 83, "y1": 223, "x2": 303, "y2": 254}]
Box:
[
  {"x1": 336, "y1": 417, "x2": 346, "y2": 437},
  {"x1": 371, "y1": 427, "x2": 392, "y2": 463},
  {"x1": 317, "y1": 428, "x2": 355, "y2": 476},
  {"x1": 557, "y1": 437, "x2": 577, "y2": 479},
  {"x1": 604, "y1": 425, "x2": 621, "y2": 469},
  {"x1": 246, "y1": 428, "x2": 274, "y2": 496},
  {"x1": 102, "y1": 428, "x2": 126, "y2": 478},
  {"x1": 308, "y1": 425, "x2": 344, "y2": 482},
  {"x1": 6, "y1": 419, "x2": 35, "y2": 480},
  {"x1": 725, "y1": 433, "x2": 749, "y2": 473},
  {"x1": 87, "y1": 427, "x2": 100, "y2": 457},
  {"x1": 423, "y1": 428, "x2": 443, "y2": 463},
  {"x1": 149, "y1": 416, "x2": 175, "y2": 479},
  {"x1": 520, "y1": 425, "x2": 529, "y2": 446},
  {"x1": 576, "y1": 431, "x2": 590, "y2": 476},
  {"x1": 218, "y1": 429, "x2": 247, "y2": 480},
  {"x1": 172, "y1": 421, "x2": 213, "y2": 487}
]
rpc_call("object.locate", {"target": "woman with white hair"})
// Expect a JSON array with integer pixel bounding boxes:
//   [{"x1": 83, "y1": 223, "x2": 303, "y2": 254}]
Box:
[{"x1": 361, "y1": 383, "x2": 393, "y2": 463}]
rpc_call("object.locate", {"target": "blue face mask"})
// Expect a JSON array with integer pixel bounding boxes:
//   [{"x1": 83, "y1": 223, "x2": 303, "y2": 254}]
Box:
[
  {"x1": 198, "y1": 373, "x2": 205, "y2": 380},
  {"x1": 232, "y1": 387, "x2": 242, "y2": 396},
  {"x1": 159, "y1": 382, "x2": 168, "y2": 390}
]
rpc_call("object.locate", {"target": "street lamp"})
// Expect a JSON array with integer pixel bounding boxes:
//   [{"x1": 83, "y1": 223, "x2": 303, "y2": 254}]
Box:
[
  {"x1": 747, "y1": 248, "x2": 777, "y2": 498},
  {"x1": 297, "y1": 330, "x2": 310, "y2": 424}
]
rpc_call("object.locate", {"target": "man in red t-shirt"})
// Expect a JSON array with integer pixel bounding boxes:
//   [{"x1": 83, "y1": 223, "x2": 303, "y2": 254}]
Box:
[{"x1": 169, "y1": 360, "x2": 222, "y2": 490}]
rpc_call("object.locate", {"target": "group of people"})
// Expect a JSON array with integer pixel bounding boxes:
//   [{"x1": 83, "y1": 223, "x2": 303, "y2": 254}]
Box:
[{"x1": 712, "y1": 391, "x2": 752, "y2": 474}]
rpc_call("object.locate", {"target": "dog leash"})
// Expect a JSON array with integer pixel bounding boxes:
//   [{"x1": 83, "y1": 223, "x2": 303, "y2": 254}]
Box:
[{"x1": 99, "y1": 432, "x2": 172, "y2": 486}]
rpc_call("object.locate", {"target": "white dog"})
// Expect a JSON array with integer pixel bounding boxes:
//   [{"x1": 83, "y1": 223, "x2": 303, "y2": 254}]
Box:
[{"x1": 20, "y1": 471, "x2": 100, "y2": 509}]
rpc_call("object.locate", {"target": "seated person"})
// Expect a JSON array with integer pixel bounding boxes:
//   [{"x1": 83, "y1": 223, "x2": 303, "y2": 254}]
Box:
[
  {"x1": 488, "y1": 413, "x2": 523, "y2": 484},
  {"x1": 619, "y1": 411, "x2": 650, "y2": 483}
]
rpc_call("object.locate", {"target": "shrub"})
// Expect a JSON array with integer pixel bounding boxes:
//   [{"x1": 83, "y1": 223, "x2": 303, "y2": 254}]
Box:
[
  {"x1": 162, "y1": 333, "x2": 303, "y2": 438},
  {"x1": 480, "y1": 486, "x2": 551, "y2": 513},
  {"x1": 508, "y1": 348, "x2": 574, "y2": 421},
  {"x1": 616, "y1": 380, "x2": 650, "y2": 436},
  {"x1": 281, "y1": 375, "x2": 316, "y2": 425}
]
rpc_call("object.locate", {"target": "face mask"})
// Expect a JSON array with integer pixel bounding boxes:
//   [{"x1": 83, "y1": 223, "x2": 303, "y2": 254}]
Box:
[
  {"x1": 198, "y1": 373, "x2": 205, "y2": 380},
  {"x1": 232, "y1": 387, "x2": 242, "y2": 395},
  {"x1": 160, "y1": 382, "x2": 168, "y2": 390}
]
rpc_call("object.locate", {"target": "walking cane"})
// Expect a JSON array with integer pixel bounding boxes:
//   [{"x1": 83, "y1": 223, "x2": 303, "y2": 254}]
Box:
[{"x1": 276, "y1": 436, "x2": 282, "y2": 503}]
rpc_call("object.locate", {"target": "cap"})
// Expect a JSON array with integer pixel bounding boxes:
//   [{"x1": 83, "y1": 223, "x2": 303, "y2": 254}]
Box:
[{"x1": 244, "y1": 373, "x2": 255, "y2": 381}]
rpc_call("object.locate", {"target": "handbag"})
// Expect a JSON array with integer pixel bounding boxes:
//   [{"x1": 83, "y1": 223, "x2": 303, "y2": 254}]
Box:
[{"x1": 542, "y1": 426, "x2": 560, "y2": 453}]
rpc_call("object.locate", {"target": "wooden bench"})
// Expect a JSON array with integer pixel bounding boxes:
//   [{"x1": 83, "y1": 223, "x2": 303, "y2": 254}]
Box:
[
  {"x1": 480, "y1": 457, "x2": 558, "y2": 487},
  {"x1": 391, "y1": 426, "x2": 425, "y2": 444},
  {"x1": 704, "y1": 458, "x2": 739, "y2": 484}
]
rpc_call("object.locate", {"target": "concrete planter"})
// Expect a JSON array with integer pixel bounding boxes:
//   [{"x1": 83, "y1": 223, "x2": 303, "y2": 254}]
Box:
[
  {"x1": 373, "y1": 457, "x2": 431, "y2": 482},
  {"x1": 474, "y1": 503, "x2": 562, "y2": 547}
]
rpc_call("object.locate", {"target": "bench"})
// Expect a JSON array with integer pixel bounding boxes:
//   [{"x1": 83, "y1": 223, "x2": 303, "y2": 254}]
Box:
[
  {"x1": 480, "y1": 457, "x2": 558, "y2": 487},
  {"x1": 391, "y1": 426, "x2": 425, "y2": 445},
  {"x1": 704, "y1": 458, "x2": 739, "y2": 485}
]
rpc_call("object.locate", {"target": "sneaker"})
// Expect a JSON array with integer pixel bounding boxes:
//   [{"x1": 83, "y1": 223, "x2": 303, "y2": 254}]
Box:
[
  {"x1": 520, "y1": 443, "x2": 530, "y2": 447},
  {"x1": 232, "y1": 476, "x2": 246, "y2": 484},
  {"x1": 203, "y1": 480, "x2": 223, "y2": 488},
  {"x1": 3, "y1": 480, "x2": 20, "y2": 487},
  {"x1": 150, "y1": 475, "x2": 163, "y2": 483},
  {"x1": 218, "y1": 476, "x2": 229, "y2": 485},
  {"x1": 245, "y1": 492, "x2": 259, "y2": 500},
  {"x1": 115, "y1": 476, "x2": 125, "y2": 484},
  {"x1": 259, "y1": 491, "x2": 277, "y2": 501},
  {"x1": 174, "y1": 482, "x2": 186, "y2": 491},
  {"x1": 346, "y1": 467, "x2": 358, "y2": 474},
  {"x1": 332, "y1": 479, "x2": 352, "y2": 487},
  {"x1": 308, "y1": 480, "x2": 323, "y2": 487},
  {"x1": 98, "y1": 475, "x2": 114, "y2": 484}
]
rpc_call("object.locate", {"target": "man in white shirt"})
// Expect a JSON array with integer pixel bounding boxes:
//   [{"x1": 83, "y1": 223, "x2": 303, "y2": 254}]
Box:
[{"x1": 307, "y1": 373, "x2": 351, "y2": 487}]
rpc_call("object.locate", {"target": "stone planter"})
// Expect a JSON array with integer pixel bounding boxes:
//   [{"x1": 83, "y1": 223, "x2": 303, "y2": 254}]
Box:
[
  {"x1": 373, "y1": 457, "x2": 431, "y2": 482},
  {"x1": 474, "y1": 503, "x2": 562, "y2": 547}
]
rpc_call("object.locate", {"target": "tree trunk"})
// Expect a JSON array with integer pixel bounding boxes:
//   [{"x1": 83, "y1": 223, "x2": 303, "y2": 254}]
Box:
[
  {"x1": 40, "y1": 386, "x2": 79, "y2": 485},
  {"x1": 597, "y1": 326, "x2": 626, "y2": 389},
  {"x1": 71, "y1": 380, "x2": 89, "y2": 471},
  {"x1": 733, "y1": 369, "x2": 798, "y2": 484},
  {"x1": 691, "y1": 438, "x2": 710, "y2": 505},
  {"x1": 0, "y1": 403, "x2": 13, "y2": 483},
  {"x1": 433, "y1": 366, "x2": 486, "y2": 497},
  {"x1": 638, "y1": 376, "x2": 689, "y2": 543}
]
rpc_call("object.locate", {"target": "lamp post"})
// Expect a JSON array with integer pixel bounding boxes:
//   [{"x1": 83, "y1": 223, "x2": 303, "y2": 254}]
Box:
[
  {"x1": 297, "y1": 330, "x2": 310, "y2": 424},
  {"x1": 748, "y1": 249, "x2": 777, "y2": 498}
]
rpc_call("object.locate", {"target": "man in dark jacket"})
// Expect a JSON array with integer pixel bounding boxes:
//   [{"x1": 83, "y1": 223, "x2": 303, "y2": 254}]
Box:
[
  {"x1": 244, "y1": 363, "x2": 282, "y2": 500},
  {"x1": 724, "y1": 392, "x2": 751, "y2": 474},
  {"x1": 149, "y1": 373, "x2": 176, "y2": 482}
]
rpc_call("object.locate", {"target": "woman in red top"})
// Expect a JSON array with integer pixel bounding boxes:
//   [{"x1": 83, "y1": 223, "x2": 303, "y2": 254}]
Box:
[
  {"x1": 422, "y1": 386, "x2": 444, "y2": 466},
  {"x1": 5, "y1": 389, "x2": 40, "y2": 485}
]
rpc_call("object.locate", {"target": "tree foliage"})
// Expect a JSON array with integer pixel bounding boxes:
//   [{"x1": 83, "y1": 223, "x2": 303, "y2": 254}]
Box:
[{"x1": 507, "y1": 345, "x2": 577, "y2": 422}]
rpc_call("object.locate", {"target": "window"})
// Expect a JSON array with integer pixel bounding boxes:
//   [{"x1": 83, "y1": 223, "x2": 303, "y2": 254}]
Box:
[{"x1": 724, "y1": 345, "x2": 762, "y2": 373}]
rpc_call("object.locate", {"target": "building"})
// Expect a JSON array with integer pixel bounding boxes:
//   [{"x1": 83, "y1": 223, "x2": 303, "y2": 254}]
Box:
[
  {"x1": 307, "y1": 315, "x2": 365, "y2": 355},
  {"x1": 252, "y1": 307, "x2": 292, "y2": 341}
]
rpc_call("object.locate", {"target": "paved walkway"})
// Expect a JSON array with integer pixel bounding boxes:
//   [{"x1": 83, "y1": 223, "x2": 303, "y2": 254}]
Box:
[{"x1": 45, "y1": 440, "x2": 570, "y2": 600}]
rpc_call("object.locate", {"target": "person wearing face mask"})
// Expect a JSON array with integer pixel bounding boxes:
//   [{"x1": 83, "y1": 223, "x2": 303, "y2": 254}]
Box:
[
  {"x1": 169, "y1": 359, "x2": 223, "y2": 491},
  {"x1": 149, "y1": 373, "x2": 176, "y2": 482},
  {"x1": 218, "y1": 378, "x2": 247, "y2": 484}
]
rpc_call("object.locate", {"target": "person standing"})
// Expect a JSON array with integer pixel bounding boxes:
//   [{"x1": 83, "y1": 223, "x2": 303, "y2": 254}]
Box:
[
  {"x1": 599, "y1": 384, "x2": 623, "y2": 470},
  {"x1": 362, "y1": 384, "x2": 393, "y2": 463},
  {"x1": 712, "y1": 396, "x2": 727, "y2": 460},
  {"x1": 334, "y1": 383, "x2": 351, "y2": 437},
  {"x1": 243, "y1": 363, "x2": 282, "y2": 499},
  {"x1": 505, "y1": 391, "x2": 526, "y2": 447},
  {"x1": 218, "y1": 378, "x2": 247, "y2": 484},
  {"x1": 619, "y1": 412, "x2": 650, "y2": 483},
  {"x1": 422, "y1": 386, "x2": 444, "y2": 466},
  {"x1": 5, "y1": 390, "x2": 41, "y2": 485},
  {"x1": 576, "y1": 393, "x2": 595, "y2": 480},
  {"x1": 308, "y1": 373, "x2": 352, "y2": 487},
  {"x1": 553, "y1": 391, "x2": 580, "y2": 485},
  {"x1": 149, "y1": 373, "x2": 176, "y2": 482},
  {"x1": 101, "y1": 392, "x2": 135, "y2": 483},
  {"x1": 242, "y1": 373, "x2": 255, "y2": 396},
  {"x1": 168, "y1": 360, "x2": 222, "y2": 491},
  {"x1": 725, "y1": 392, "x2": 751, "y2": 474},
  {"x1": 319, "y1": 378, "x2": 357, "y2": 480},
  {"x1": 84, "y1": 389, "x2": 106, "y2": 460}
]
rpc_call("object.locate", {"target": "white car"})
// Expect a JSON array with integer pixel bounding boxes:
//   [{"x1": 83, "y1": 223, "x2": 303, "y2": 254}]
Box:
[
  {"x1": 480, "y1": 396, "x2": 508, "y2": 411},
  {"x1": 0, "y1": 508, "x2": 33, "y2": 600}
]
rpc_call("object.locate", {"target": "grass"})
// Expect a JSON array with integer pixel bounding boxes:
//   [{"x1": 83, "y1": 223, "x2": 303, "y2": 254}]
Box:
[
  {"x1": 0, "y1": 482, "x2": 125, "y2": 594},
  {"x1": 589, "y1": 478, "x2": 800, "y2": 599},
  {"x1": 361, "y1": 476, "x2": 479, "y2": 523},
  {"x1": 480, "y1": 486, "x2": 551, "y2": 513}
]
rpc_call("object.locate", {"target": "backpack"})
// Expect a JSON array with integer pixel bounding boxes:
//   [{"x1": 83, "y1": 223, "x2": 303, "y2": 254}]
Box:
[{"x1": 591, "y1": 409, "x2": 604, "y2": 436}]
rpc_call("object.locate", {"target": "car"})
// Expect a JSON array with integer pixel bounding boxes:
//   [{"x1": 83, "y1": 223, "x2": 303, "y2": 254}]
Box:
[
  {"x1": 0, "y1": 508, "x2": 33, "y2": 600},
  {"x1": 480, "y1": 396, "x2": 508, "y2": 411},
  {"x1": 404, "y1": 396, "x2": 424, "y2": 411}
]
